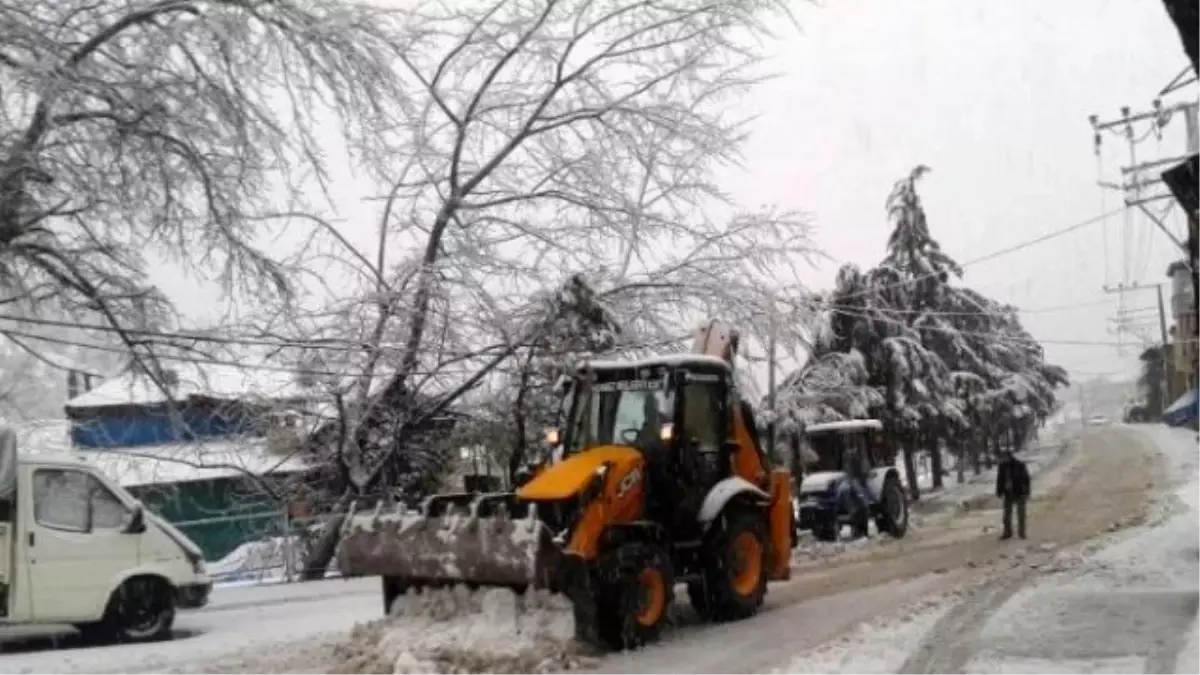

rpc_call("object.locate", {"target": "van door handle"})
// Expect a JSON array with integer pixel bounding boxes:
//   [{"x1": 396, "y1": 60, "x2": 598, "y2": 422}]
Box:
[{"x1": 27, "y1": 531, "x2": 34, "y2": 547}]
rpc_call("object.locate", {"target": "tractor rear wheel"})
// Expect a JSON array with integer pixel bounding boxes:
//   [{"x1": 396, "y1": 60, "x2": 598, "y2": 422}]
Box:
[
  {"x1": 689, "y1": 508, "x2": 768, "y2": 622},
  {"x1": 594, "y1": 542, "x2": 673, "y2": 650},
  {"x1": 875, "y1": 475, "x2": 909, "y2": 538}
]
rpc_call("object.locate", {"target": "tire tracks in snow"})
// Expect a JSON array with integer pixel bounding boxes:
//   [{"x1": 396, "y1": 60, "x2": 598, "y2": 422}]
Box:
[{"x1": 896, "y1": 427, "x2": 1161, "y2": 674}]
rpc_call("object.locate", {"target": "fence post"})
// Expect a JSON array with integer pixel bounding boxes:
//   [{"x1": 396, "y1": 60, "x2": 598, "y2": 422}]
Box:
[{"x1": 282, "y1": 508, "x2": 293, "y2": 583}]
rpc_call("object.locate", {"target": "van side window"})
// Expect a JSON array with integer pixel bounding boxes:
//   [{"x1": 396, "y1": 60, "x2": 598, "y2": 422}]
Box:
[{"x1": 33, "y1": 469, "x2": 127, "y2": 532}]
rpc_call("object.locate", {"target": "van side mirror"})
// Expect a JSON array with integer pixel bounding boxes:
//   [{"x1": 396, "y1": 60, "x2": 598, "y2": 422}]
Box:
[{"x1": 124, "y1": 504, "x2": 146, "y2": 534}]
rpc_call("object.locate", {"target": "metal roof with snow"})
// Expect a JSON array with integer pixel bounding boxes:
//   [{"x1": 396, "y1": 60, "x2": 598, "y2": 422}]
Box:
[
  {"x1": 65, "y1": 362, "x2": 313, "y2": 410},
  {"x1": 11, "y1": 419, "x2": 313, "y2": 487}
]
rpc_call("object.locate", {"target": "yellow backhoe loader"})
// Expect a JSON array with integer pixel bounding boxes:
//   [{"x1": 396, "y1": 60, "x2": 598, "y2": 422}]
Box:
[{"x1": 337, "y1": 320, "x2": 796, "y2": 650}]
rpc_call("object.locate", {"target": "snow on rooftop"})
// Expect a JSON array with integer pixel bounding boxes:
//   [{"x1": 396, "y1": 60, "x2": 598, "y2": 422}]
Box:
[
  {"x1": 8, "y1": 419, "x2": 313, "y2": 487},
  {"x1": 66, "y1": 362, "x2": 313, "y2": 409}
]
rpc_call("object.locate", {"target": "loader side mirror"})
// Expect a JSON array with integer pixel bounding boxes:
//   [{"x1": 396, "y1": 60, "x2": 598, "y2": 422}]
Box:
[{"x1": 544, "y1": 428, "x2": 562, "y2": 447}]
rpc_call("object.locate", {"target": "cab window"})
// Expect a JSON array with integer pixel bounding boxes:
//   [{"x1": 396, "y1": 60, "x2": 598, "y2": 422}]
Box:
[
  {"x1": 679, "y1": 382, "x2": 722, "y2": 450},
  {"x1": 33, "y1": 468, "x2": 128, "y2": 532}
]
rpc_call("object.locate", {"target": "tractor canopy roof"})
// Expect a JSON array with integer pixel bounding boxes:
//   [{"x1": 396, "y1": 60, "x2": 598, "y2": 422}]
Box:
[{"x1": 805, "y1": 419, "x2": 883, "y2": 435}]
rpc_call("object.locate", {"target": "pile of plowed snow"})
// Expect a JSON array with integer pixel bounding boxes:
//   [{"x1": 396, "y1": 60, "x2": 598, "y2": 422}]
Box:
[{"x1": 326, "y1": 587, "x2": 591, "y2": 674}]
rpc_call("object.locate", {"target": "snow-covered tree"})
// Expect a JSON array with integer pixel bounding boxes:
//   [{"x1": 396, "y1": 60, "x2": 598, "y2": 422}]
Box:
[
  {"x1": 782, "y1": 166, "x2": 1069, "y2": 498},
  {"x1": 457, "y1": 274, "x2": 623, "y2": 483},
  {"x1": 289, "y1": 0, "x2": 804, "y2": 500},
  {"x1": 880, "y1": 166, "x2": 963, "y2": 491},
  {"x1": 0, "y1": 0, "x2": 409, "y2": 388}
]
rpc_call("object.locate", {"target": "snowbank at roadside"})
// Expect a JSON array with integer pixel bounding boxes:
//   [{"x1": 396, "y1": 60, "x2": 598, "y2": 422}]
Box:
[{"x1": 324, "y1": 587, "x2": 586, "y2": 674}]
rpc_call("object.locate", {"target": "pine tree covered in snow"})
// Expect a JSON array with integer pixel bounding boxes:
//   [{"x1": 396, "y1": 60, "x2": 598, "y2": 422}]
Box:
[
  {"x1": 778, "y1": 166, "x2": 1069, "y2": 498},
  {"x1": 881, "y1": 166, "x2": 964, "y2": 493}
]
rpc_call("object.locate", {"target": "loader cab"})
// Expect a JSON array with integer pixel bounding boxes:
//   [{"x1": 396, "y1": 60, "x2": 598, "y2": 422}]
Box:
[
  {"x1": 558, "y1": 356, "x2": 737, "y2": 526},
  {"x1": 561, "y1": 356, "x2": 732, "y2": 456}
]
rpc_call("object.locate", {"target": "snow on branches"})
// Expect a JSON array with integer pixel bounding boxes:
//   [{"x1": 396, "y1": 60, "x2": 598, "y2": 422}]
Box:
[{"x1": 777, "y1": 165, "x2": 1069, "y2": 496}]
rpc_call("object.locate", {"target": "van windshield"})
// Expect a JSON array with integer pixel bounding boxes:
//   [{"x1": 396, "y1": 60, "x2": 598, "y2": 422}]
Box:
[{"x1": 565, "y1": 380, "x2": 673, "y2": 455}]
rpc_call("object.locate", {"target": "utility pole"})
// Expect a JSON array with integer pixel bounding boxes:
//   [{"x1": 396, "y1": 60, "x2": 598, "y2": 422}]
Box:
[
  {"x1": 1090, "y1": 100, "x2": 1199, "y2": 255},
  {"x1": 1103, "y1": 281, "x2": 1173, "y2": 413},
  {"x1": 1078, "y1": 384, "x2": 1088, "y2": 432}
]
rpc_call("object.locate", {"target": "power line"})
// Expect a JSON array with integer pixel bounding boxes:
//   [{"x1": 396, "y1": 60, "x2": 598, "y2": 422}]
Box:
[
  {"x1": 824, "y1": 297, "x2": 1119, "y2": 319},
  {"x1": 0, "y1": 321, "x2": 694, "y2": 381},
  {"x1": 834, "y1": 206, "x2": 1129, "y2": 304},
  {"x1": 0, "y1": 326, "x2": 471, "y2": 380},
  {"x1": 0, "y1": 313, "x2": 416, "y2": 355},
  {"x1": 826, "y1": 305, "x2": 1156, "y2": 349}
]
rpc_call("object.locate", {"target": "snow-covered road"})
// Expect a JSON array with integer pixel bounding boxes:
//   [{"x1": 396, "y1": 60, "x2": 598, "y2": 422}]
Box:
[
  {"x1": 0, "y1": 425, "x2": 1190, "y2": 674},
  {"x1": 785, "y1": 424, "x2": 1199, "y2": 674},
  {"x1": 0, "y1": 577, "x2": 382, "y2": 673}
]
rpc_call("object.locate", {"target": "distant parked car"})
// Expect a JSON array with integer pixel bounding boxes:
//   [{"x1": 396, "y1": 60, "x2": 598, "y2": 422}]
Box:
[{"x1": 1087, "y1": 414, "x2": 1110, "y2": 426}]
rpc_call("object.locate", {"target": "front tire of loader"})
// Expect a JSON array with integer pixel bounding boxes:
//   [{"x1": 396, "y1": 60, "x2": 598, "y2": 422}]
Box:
[
  {"x1": 689, "y1": 508, "x2": 768, "y2": 622},
  {"x1": 594, "y1": 542, "x2": 674, "y2": 651},
  {"x1": 381, "y1": 576, "x2": 407, "y2": 615}
]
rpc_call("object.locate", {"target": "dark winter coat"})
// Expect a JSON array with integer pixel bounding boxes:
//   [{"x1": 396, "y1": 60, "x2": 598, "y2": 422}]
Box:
[{"x1": 995, "y1": 457, "x2": 1031, "y2": 499}]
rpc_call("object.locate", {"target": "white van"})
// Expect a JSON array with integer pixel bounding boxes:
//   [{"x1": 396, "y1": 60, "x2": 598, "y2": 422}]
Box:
[{"x1": 0, "y1": 427, "x2": 211, "y2": 642}]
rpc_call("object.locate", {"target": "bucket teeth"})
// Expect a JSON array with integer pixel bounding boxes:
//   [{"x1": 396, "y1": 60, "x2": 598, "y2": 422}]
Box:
[{"x1": 337, "y1": 490, "x2": 553, "y2": 591}]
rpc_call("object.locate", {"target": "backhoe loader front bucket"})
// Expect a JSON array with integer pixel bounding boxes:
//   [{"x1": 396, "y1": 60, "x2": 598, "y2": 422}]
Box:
[{"x1": 337, "y1": 492, "x2": 560, "y2": 593}]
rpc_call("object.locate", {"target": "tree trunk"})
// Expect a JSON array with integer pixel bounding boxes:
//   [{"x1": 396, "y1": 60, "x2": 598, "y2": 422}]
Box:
[
  {"x1": 956, "y1": 441, "x2": 966, "y2": 484},
  {"x1": 901, "y1": 441, "x2": 921, "y2": 501},
  {"x1": 983, "y1": 432, "x2": 995, "y2": 469},
  {"x1": 301, "y1": 490, "x2": 354, "y2": 581},
  {"x1": 929, "y1": 433, "x2": 944, "y2": 490}
]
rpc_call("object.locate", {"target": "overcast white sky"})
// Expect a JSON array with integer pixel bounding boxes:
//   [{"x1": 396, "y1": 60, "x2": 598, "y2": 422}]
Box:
[
  {"x1": 716, "y1": 0, "x2": 1195, "y2": 383},
  {"x1": 154, "y1": 0, "x2": 1196, "y2": 386}
]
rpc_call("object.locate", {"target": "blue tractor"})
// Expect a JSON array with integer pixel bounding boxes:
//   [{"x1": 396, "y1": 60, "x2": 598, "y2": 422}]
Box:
[{"x1": 793, "y1": 420, "x2": 908, "y2": 542}]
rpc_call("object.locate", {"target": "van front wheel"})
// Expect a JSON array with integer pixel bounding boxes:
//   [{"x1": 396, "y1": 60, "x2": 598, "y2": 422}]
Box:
[{"x1": 85, "y1": 576, "x2": 176, "y2": 643}]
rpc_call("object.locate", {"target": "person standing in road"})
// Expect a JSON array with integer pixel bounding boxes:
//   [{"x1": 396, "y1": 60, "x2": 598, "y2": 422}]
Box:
[{"x1": 996, "y1": 449, "x2": 1031, "y2": 540}]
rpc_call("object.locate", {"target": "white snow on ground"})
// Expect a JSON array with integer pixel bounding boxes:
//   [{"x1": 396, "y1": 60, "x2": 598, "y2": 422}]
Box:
[
  {"x1": 964, "y1": 425, "x2": 1199, "y2": 674},
  {"x1": 0, "y1": 578, "x2": 380, "y2": 674},
  {"x1": 207, "y1": 536, "x2": 307, "y2": 586},
  {"x1": 779, "y1": 425, "x2": 1198, "y2": 675},
  {"x1": 327, "y1": 587, "x2": 585, "y2": 674},
  {"x1": 776, "y1": 595, "x2": 954, "y2": 674},
  {"x1": 962, "y1": 656, "x2": 1149, "y2": 673}
]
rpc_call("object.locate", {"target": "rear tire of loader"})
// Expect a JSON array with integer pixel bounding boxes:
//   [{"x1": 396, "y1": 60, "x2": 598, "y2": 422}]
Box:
[
  {"x1": 595, "y1": 542, "x2": 673, "y2": 650},
  {"x1": 689, "y1": 508, "x2": 768, "y2": 622}
]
